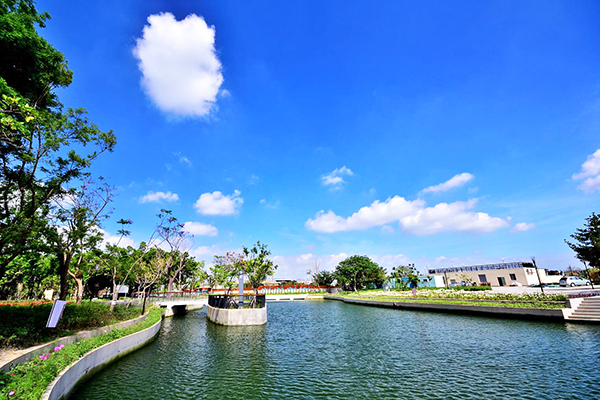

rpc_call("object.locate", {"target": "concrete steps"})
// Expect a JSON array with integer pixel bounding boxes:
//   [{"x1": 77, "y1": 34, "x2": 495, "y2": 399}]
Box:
[{"x1": 565, "y1": 297, "x2": 600, "y2": 322}]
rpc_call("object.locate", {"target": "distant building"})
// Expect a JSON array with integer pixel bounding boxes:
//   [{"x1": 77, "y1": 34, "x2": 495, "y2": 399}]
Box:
[{"x1": 427, "y1": 262, "x2": 562, "y2": 287}]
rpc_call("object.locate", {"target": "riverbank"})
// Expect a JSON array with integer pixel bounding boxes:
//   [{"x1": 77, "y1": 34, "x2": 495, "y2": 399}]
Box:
[{"x1": 325, "y1": 295, "x2": 566, "y2": 321}]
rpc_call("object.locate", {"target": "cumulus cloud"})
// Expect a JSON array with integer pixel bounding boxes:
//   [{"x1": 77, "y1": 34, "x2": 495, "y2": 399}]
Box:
[
  {"x1": 421, "y1": 173, "x2": 474, "y2": 194},
  {"x1": 573, "y1": 149, "x2": 600, "y2": 193},
  {"x1": 306, "y1": 197, "x2": 509, "y2": 235},
  {"x1": 305, "y1": 196, "x2": 424, "y2": 233},
  {"x1": 510, "y1": 222, "x2": 535, "y2": 233},
  {"x1": 139, "y1": 191, "x2": 179, "y2": 203},
  {"x1": 133, "y1": 12, "x2": 223, "y2": 117},
  {"x1": 183, "y1": 221, "x2": 218, "y2": 236},
  {"x1": 194, "y1": 190, "x2": 243, "y2": 215},
  {"x1": 321, "y1": 166, "x2": 353, "y2": 190}
]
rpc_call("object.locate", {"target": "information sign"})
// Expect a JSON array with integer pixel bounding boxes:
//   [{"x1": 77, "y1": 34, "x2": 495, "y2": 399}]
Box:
[{"x1": 46, "y1": 300, "x2": 67, "y2": 328}]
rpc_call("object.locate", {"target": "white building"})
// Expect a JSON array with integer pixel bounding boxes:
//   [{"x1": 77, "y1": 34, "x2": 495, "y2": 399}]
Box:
[{"x1": 427, "y1": 262, "x2": 562, "y2": 287}]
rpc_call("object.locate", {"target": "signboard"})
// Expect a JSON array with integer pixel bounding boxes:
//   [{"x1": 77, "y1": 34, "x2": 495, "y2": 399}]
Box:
[{"x1": 46, "y1": 300, "x2": 67, "y2": 328}]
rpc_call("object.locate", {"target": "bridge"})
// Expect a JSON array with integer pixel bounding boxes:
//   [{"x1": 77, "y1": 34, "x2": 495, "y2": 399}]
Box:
[{"x1": 156, "y1": 298, "x2": 208, "y2": 316}]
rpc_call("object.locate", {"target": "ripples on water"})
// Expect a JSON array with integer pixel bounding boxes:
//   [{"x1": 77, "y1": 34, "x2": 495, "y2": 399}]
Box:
[{"x1": 72, "y1": 301, "x2": 600, "y2": 399}]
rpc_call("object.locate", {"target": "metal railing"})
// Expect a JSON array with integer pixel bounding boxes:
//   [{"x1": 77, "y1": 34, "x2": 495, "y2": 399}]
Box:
[{"x1": 208, "y1": 294, "x2": 266, "y2": 309}]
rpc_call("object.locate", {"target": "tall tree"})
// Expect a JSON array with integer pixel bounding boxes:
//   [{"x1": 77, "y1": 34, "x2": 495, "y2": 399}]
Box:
[
  {"x1": 0, "y1": 1, "x2": 116, "y2": 281},
  {"x1": 565, "y1": 212, "x2": 600, "y2": 268},
  {"x1": 46, "y1": 177, "x2": 114, "y2": 301},
  {"x1": 335, "y1": 255, "x2": 385, "y2": 292}
]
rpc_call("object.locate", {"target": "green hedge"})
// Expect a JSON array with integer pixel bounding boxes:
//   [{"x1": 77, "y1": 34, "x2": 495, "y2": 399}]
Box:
[
  {"x1": 0, "y1": 307, "x2": 162, "y2": 400},
  {"x1": 0, "y1": 302, "x2": 141, "y2": 348}
]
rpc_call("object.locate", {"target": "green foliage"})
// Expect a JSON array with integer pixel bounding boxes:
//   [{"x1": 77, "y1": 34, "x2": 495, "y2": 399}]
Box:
[
  {"x1": 389, "y1": 263, "x2": 420, "y2": 288},
  {"x1": 334, "y1": 255, "x2": 386, "y2": 291},
  {"x1": 240, "y1": 241, "x2": 277, "y2": 293},
  {"x1": 0, "y1": 307, "x2": 162, "y2": 400},
  {"x1": 0, "y1": 2, "x2": 117, "y2": 284},
  {"x1": 0, "y1": 301, "x2": 140, "y2": 348},
  {"x1": 312, "y1": 270, "x2": 335, "y2": 286},
  {"x1": 565, "y1": 212, "x2": 600, "y2": 268}
]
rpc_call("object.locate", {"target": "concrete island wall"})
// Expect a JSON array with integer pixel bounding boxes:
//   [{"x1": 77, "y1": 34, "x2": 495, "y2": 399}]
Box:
[
  {"x1": 327, "y1": 296, "x2": 565, "y2": 322},
  {"x1": 206, "y1": 304, "x2": 267, "y2": 326},
  {"x1": 41, "y1": 315, "x2": 163, "y2": 400}
]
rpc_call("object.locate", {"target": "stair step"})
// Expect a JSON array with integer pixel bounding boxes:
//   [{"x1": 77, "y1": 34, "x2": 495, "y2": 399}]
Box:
[{"x1": 568, "y1": 316, "x2": 600, "y2": 321}]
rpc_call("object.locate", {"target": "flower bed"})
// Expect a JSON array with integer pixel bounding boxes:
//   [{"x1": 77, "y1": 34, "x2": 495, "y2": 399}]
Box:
[{"x1": 0, "y1": 307, "x2": 162, "y2": 400}]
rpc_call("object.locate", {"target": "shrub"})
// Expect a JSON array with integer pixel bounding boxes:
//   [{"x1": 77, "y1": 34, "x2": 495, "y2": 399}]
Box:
[{"x1": 0, "y1": 302, "x2": 141, "y2": 348}]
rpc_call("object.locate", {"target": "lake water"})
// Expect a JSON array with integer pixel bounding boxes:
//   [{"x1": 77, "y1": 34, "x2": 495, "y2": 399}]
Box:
[{"x1": 72, "y1": 301, "x2": 600, "y2": 399}]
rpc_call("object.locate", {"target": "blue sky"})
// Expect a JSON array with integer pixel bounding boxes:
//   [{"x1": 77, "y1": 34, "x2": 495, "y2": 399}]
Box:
[{"x1": 36, "y1": 0, "x2": 599, "y2": 278}]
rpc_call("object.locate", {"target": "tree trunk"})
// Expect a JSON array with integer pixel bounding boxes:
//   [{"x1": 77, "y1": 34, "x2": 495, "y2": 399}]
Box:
[
  {"x1": 59, "y1": 252, "x2": 73, "y2": 300},
  {"x1": 167, "y1": 275, "x2": 176, "y2": 301},
  {"x1": 68, "y1": 269, "x2": 84, "y2": 304}
]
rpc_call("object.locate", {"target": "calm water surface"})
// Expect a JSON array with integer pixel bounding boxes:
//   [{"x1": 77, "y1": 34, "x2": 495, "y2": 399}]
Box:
[{"x1": 72, "y1": 301, "x2": 600, "y2": 399}]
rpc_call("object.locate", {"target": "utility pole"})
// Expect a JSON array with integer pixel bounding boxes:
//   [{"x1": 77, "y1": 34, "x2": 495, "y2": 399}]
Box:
[{"x1": 531, "y1": 257, "x2": 544, "y2": 294}]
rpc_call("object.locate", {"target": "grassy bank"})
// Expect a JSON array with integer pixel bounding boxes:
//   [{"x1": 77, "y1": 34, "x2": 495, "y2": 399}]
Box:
[
  {"x1": 332, "y1": 295, "x2": 566, "y2": 309},
  {"x1": 0, "y1": 302, "x2": 141, "y2": 349},
  {"x1": 330, "y1": 289, "x2": 567, "y2": 309},
  {"x1": 0, "y1": 306, "x2": 162, "y2": 400}
]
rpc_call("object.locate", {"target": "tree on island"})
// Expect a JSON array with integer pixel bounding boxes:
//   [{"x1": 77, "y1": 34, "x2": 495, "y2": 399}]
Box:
[
  {"x1": 239, "y1": 241, "x2": 277, "y2": 295},
  {"x1": 334, "y1": 255, "x2": 386, "y2": 292},
  {"x1": 565, "y1": 212, "x2": 600, "y2": 269},
  {"x1": 311, "y1": 270, "x2": 335, "y2": 287}
]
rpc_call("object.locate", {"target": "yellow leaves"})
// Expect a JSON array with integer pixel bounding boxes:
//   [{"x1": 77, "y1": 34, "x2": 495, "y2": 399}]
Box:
[{"x1": 25, "y1": 116, "x2": 34, "y2": 122}]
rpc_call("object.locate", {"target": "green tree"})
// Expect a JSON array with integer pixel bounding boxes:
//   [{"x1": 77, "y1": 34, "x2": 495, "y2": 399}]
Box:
[
  {"x1": 211, "y1": 251, "x2": 243, "y2": 295},
  {"x1": 389, "y1": 263, "x2": 419, "y2": 289},
  {"x1": 240, "y1": 241, "x2": 277, "y2": 296},
  {"x1": 565, "y1": 212, "x2": 600, "y2": 268},
  {"x1": 45, "y1": 177, "x2": 114, "y2": 301},
  {"x1": 0, "y1": 1, "x2": 116, "y2": 282},
  {"x1": 334, "y1": 255, "x2": 385, "y2": 292},
  {"x1": 312, "y1": 270, "x2": 335, "y2": 287}
]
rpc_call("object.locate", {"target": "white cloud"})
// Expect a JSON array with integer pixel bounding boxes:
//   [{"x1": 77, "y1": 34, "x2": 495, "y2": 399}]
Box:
[
  {"x1": 306, "y1": 197, "x2": 509, "y2": 235},
  {"x1": 321, "y1": 166, "x2": 353, "y2": 190},
  {"x1": 183, "y1": 221, "x2": 218, "y2": 236},
  {"x1": 573, "y1": 149, "x2": 600, "y2": 193},
  {"x1": 510, "y1": 222, "x2": 535, "y2": 233},
  {"x1": 305, "y1": 196, "x2": 424, "y2": 233},
  {"x1": 399, "y1": 199, "x2": 509, "y2": 235},
  {"x1": 139, "y1": 191, "x2": 179, "y2": 203},
  {"x1": 133, "y1": 12, "x2": 223, "y2": 118},
  {"x1": 194, "y1": 190, "x2": 243, "y2": 215},
  {"x1": 421, "y1": 173, "x2": 474, "y2": 194},
  {"x1": 260, "y1": 199, "x2": 280, "y2": 209}
]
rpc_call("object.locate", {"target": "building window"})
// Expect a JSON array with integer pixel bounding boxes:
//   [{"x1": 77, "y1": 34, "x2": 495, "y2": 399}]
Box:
[
  {"x1": 509, "y1": 273, "x2": 517, "y2": 281},
  {"x1": 478, "y1": 274, "x2": 487, "y2": 283},
  {"x1": 497, "y1": 277, "x2": 506, "y2": 286}
]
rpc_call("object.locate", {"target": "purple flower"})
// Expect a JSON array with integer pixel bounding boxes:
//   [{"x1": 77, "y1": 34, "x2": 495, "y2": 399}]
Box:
[
  {"x1": 39, "y1": 355, "x2": 45, "y2": 360},
  {"x1": 9, "y1": 391, "x2": 15, "y2": 396},
  {"x1": 82, "y1": 334, "x2": 88, "y2": 338},
  {"x1": 10, "y1": 373, "x2": 14, "y2": 376},
  {"x1": 54, "y1": 347, "x2": 61, "y2": 352}
]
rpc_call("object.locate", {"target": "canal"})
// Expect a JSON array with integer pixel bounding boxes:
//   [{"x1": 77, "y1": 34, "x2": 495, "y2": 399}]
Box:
[{"x1": 72, "y1": 301, "x2": 600, "y2": 399}]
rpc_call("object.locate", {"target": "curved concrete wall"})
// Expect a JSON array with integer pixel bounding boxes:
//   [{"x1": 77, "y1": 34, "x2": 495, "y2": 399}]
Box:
[
  {"x1": 41, "y1": 316, "x2": 163, "y2": 400},
  {"x1": 206, "y1": 304, "x2": 267, "y2": 325}
]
